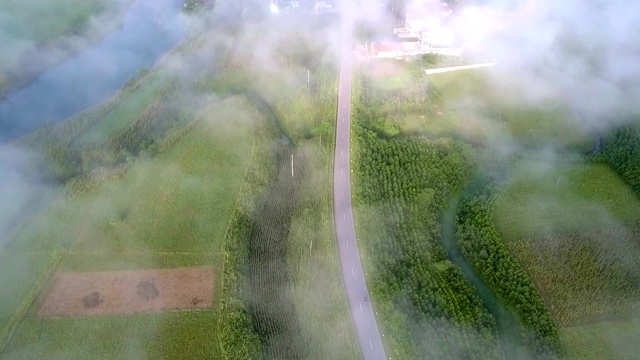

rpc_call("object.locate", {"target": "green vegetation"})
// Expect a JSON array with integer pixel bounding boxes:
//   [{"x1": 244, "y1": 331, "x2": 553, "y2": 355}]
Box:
[
  {"x1": 1, "y1": 97, "x2": 257, "y2": 358},
  {"x1": 456, "y1": 185, "x2": 561, "y2": 355},
  {"x1": 209, "y1": 18, "x2": 357, "y2": 358},
  {"x1": 353, "y1": 72, "x2": 503, "y2": 358},
  {"x1": 561, "y1": 318, "x2": 640, "y2": 360},
  {"x1": 76, "y1": 72, "x2": 174, "y2": 145},
  {"x1": 0, "y1": 0, "x2": 106, "y2": 44},
  {"x1": 494, "y1": 160, "x2": 640, "y2": 241},
  {"x1": 591, "y1": 126, "x2": 640, "y2": 194},
  {"x1": 510, "y1": 225, "x2": 640, "y2": 326},
  {"x1": 424, "y1": 71, "x2": 592, "y2": 150},
  {"x1": 2, "y1": 15, "x2": 358, "y2": 360}
]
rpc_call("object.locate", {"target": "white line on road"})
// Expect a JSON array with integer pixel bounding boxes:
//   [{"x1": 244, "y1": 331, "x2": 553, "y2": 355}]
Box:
[
  {"x1": 352, "y1": 268, "x2": 355, "y2": 277},
  {"x1": 343, "y1": 213, "x2": 346, "y2": 220},
  {"x1": 369, "y1": 338, "x2": 373, "y2": 350},
  {"x1": 359, "y1": 302, "x2": 363, "y2": 311}
]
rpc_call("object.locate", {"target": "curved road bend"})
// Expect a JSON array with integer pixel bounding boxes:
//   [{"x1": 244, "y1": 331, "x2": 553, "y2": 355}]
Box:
[{"x1": 333, "y1": 8, "x2": 387, "y2": 360}]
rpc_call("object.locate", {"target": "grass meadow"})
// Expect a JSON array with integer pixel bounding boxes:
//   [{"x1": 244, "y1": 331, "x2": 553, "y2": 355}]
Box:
[
  {"x1": 422, "y1": 70, "x2": 592, "y2": 150},
  {"x1": 494, "y1": 160, "x2": 640, "y2": 241},
  {"x1": 561, "y1": 317, "x2": 640, "y2": 360},
  {"x1": 0, "y1": 96, "x2": 257, "y2": 358},
  {"x1": 494, "y1": 159, "x2": 640, "y2": 356}
]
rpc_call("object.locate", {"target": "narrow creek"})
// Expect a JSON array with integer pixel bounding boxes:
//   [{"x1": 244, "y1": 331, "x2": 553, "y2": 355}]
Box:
[{"x1": 440, "y1": 180, "x2": 533, "y2": 360}]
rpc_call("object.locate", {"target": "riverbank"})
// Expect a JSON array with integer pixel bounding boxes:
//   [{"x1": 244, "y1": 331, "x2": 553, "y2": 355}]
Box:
[{"x1": 0, "y1": 0, "x2": 136, "y2": 102}]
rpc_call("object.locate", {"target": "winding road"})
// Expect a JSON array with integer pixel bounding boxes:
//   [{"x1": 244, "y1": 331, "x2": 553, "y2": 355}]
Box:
[{"x1": 333, "y1": 7, "x2": 387, "y2": 360}]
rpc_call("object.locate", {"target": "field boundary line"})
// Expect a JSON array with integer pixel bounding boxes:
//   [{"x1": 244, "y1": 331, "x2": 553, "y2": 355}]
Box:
[
  {"x1": 0, "y1": 250, "x2": 64, "y2": 353},
  {"x1": 216, "y1": 129, "x2": 258, "y2": 360},
  {"x1": 425, "y1": 62, "x2": 496, "y2": 74}
]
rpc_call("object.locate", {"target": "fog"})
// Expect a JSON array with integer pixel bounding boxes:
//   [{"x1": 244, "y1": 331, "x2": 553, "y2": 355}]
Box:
[
  {"x1": 0, "y1": 0, "x2": 186, "y2": 140},
  {"x1": 0, "y1": 0, "x2": 639, "y2": 359}
]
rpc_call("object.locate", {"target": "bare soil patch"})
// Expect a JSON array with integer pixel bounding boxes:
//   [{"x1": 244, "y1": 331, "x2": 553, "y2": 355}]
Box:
[{"x1": 38, "y1": 267, "x2": 214, "y2": 317}]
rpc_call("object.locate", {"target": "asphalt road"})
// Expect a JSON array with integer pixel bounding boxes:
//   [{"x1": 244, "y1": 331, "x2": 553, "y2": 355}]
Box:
[{"x1": 333, "y1": 10, "x2": 387, "y2": 360}]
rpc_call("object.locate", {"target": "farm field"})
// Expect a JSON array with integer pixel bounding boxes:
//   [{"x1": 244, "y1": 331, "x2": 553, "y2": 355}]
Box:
[
  {"x1": 208, "y1": 19, "x2": 358, "y2": 358},
  {"x1": 561, "y1": 317, "x2": 640, "y2": 360},
  {"x1": 494, "y1": 160, "x2": 640, "y2": 241},
  {"x1": 75, "y1": 72, "x2": 174, "y2": 145},
  {"x1": 422, "y1": 70, "x2": 592, "y2": 150},
  {"x1": 0, "y1": 96, "x2": 257, "y2": 358},
  {"x1": 509, "y1": 225, "x2": 640, "y2": 327},
  {"x1": 2, "y1": 14, "x2": 360, "y2": 359}
]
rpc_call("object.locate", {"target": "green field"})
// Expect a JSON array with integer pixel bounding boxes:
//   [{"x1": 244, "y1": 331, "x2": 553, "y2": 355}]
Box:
[
  {"x1": 494, "y1": 160, "x2": 640, "y2": 241},
  {"x1": 421, "y1": 70, "x2": 592, "y2": 150},
  {"x1": 0, "y1": 0, "x2": 119, "y2": 94},
  {"x1": 509, "y1": 226, "x2": 640, "y2": 327},
  {"x1": 2, "y1": 15, "x2": 359, "y2": 358},
  {"x1": 76, "y1": 73, "x2": 173, "y2": 145},
  {"x1": 1, "y1": 97, "x2": 257, "y2": 358},
  {"x1": 0, "y1": 0, "x2": 107, "y2": 44},
  {"x1": 561, "y1": 318, "x2": 640, "y2": 360}
]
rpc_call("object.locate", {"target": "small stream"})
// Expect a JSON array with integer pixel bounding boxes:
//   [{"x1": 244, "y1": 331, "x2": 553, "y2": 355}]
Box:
[
  {"x1": 440, "y1": 181, "x2": 533, "y2": 359},
  {"x1": 0, "y1": 0, "x2": 186, "y2": 140}
]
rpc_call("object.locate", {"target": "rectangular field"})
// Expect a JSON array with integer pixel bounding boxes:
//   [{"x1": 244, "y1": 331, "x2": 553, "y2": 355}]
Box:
[
  {"x1": 495, "y1": 160, "x2": 640, "y2": 241},
  {"x1": 561, "y1": 318, "x2": 640, "y2": 360},
  {"x1": 38, "y1": 267, "x2": 214, "y2": 317}
]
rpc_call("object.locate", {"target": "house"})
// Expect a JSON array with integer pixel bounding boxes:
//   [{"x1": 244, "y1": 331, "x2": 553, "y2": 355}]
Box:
[{"x1": 393, "y1": 0, "x2": 457, "y2": 50}]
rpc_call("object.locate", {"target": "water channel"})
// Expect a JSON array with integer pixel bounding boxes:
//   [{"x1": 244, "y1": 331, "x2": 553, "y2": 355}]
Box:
[{"x1": 0, "y1": 0, "x2": 186, "y2": 140}]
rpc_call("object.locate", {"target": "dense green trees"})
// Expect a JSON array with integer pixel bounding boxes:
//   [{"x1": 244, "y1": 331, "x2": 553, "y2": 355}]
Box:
[
  {"x1": 592, "y1": 126, "x2": 640, "y2": 194},
  {"x1": 353, "y1": 100, "x2": 503, "y2": 358},
  {"x1": 456, "y1": 186, "x2": 561, "y2": 356}
]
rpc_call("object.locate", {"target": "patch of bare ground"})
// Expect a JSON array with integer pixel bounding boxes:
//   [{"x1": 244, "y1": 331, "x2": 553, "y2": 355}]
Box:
[{"x1": 38, "y1": 267, "x2": 214, "y2": 317}]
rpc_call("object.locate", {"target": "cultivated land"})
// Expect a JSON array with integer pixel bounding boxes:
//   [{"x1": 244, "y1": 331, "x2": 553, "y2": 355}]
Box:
[
  {"x1": 38, "y1": 267, "x2": 214, "y2": 317},
  {"x1": 495, "y1": 160, "x2": 640, "y2": 241},
  {"x1": 1, "y1": 14, "x2": 358, "y2": 359},
  {"x1": 491, "y1": 145, "x2": 640, "y2": 357},
  {"x1": 425, "y1": 70, "x2": 592, "y2": 150},
  {"x1": 1, "y1": 96, "x2": 256, "y2": 358},
  {"x1": 561, "y1": 317, "x2": 640, "y2": 360}
]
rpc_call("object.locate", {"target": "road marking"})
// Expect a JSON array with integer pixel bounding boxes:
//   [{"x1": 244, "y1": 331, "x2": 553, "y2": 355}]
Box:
[
  {"x1": 359, "y1": 302, "x2": 362, "y2": 311},
  {"x1": 343, "y1": 213, "x2": 346, "y2": 220},
  {"x1": 369, "y1": 338, "x2": 373, "y2": 350},
  {"x1": 352, "y1": 268, "x2": 355, "y2": 277}
]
